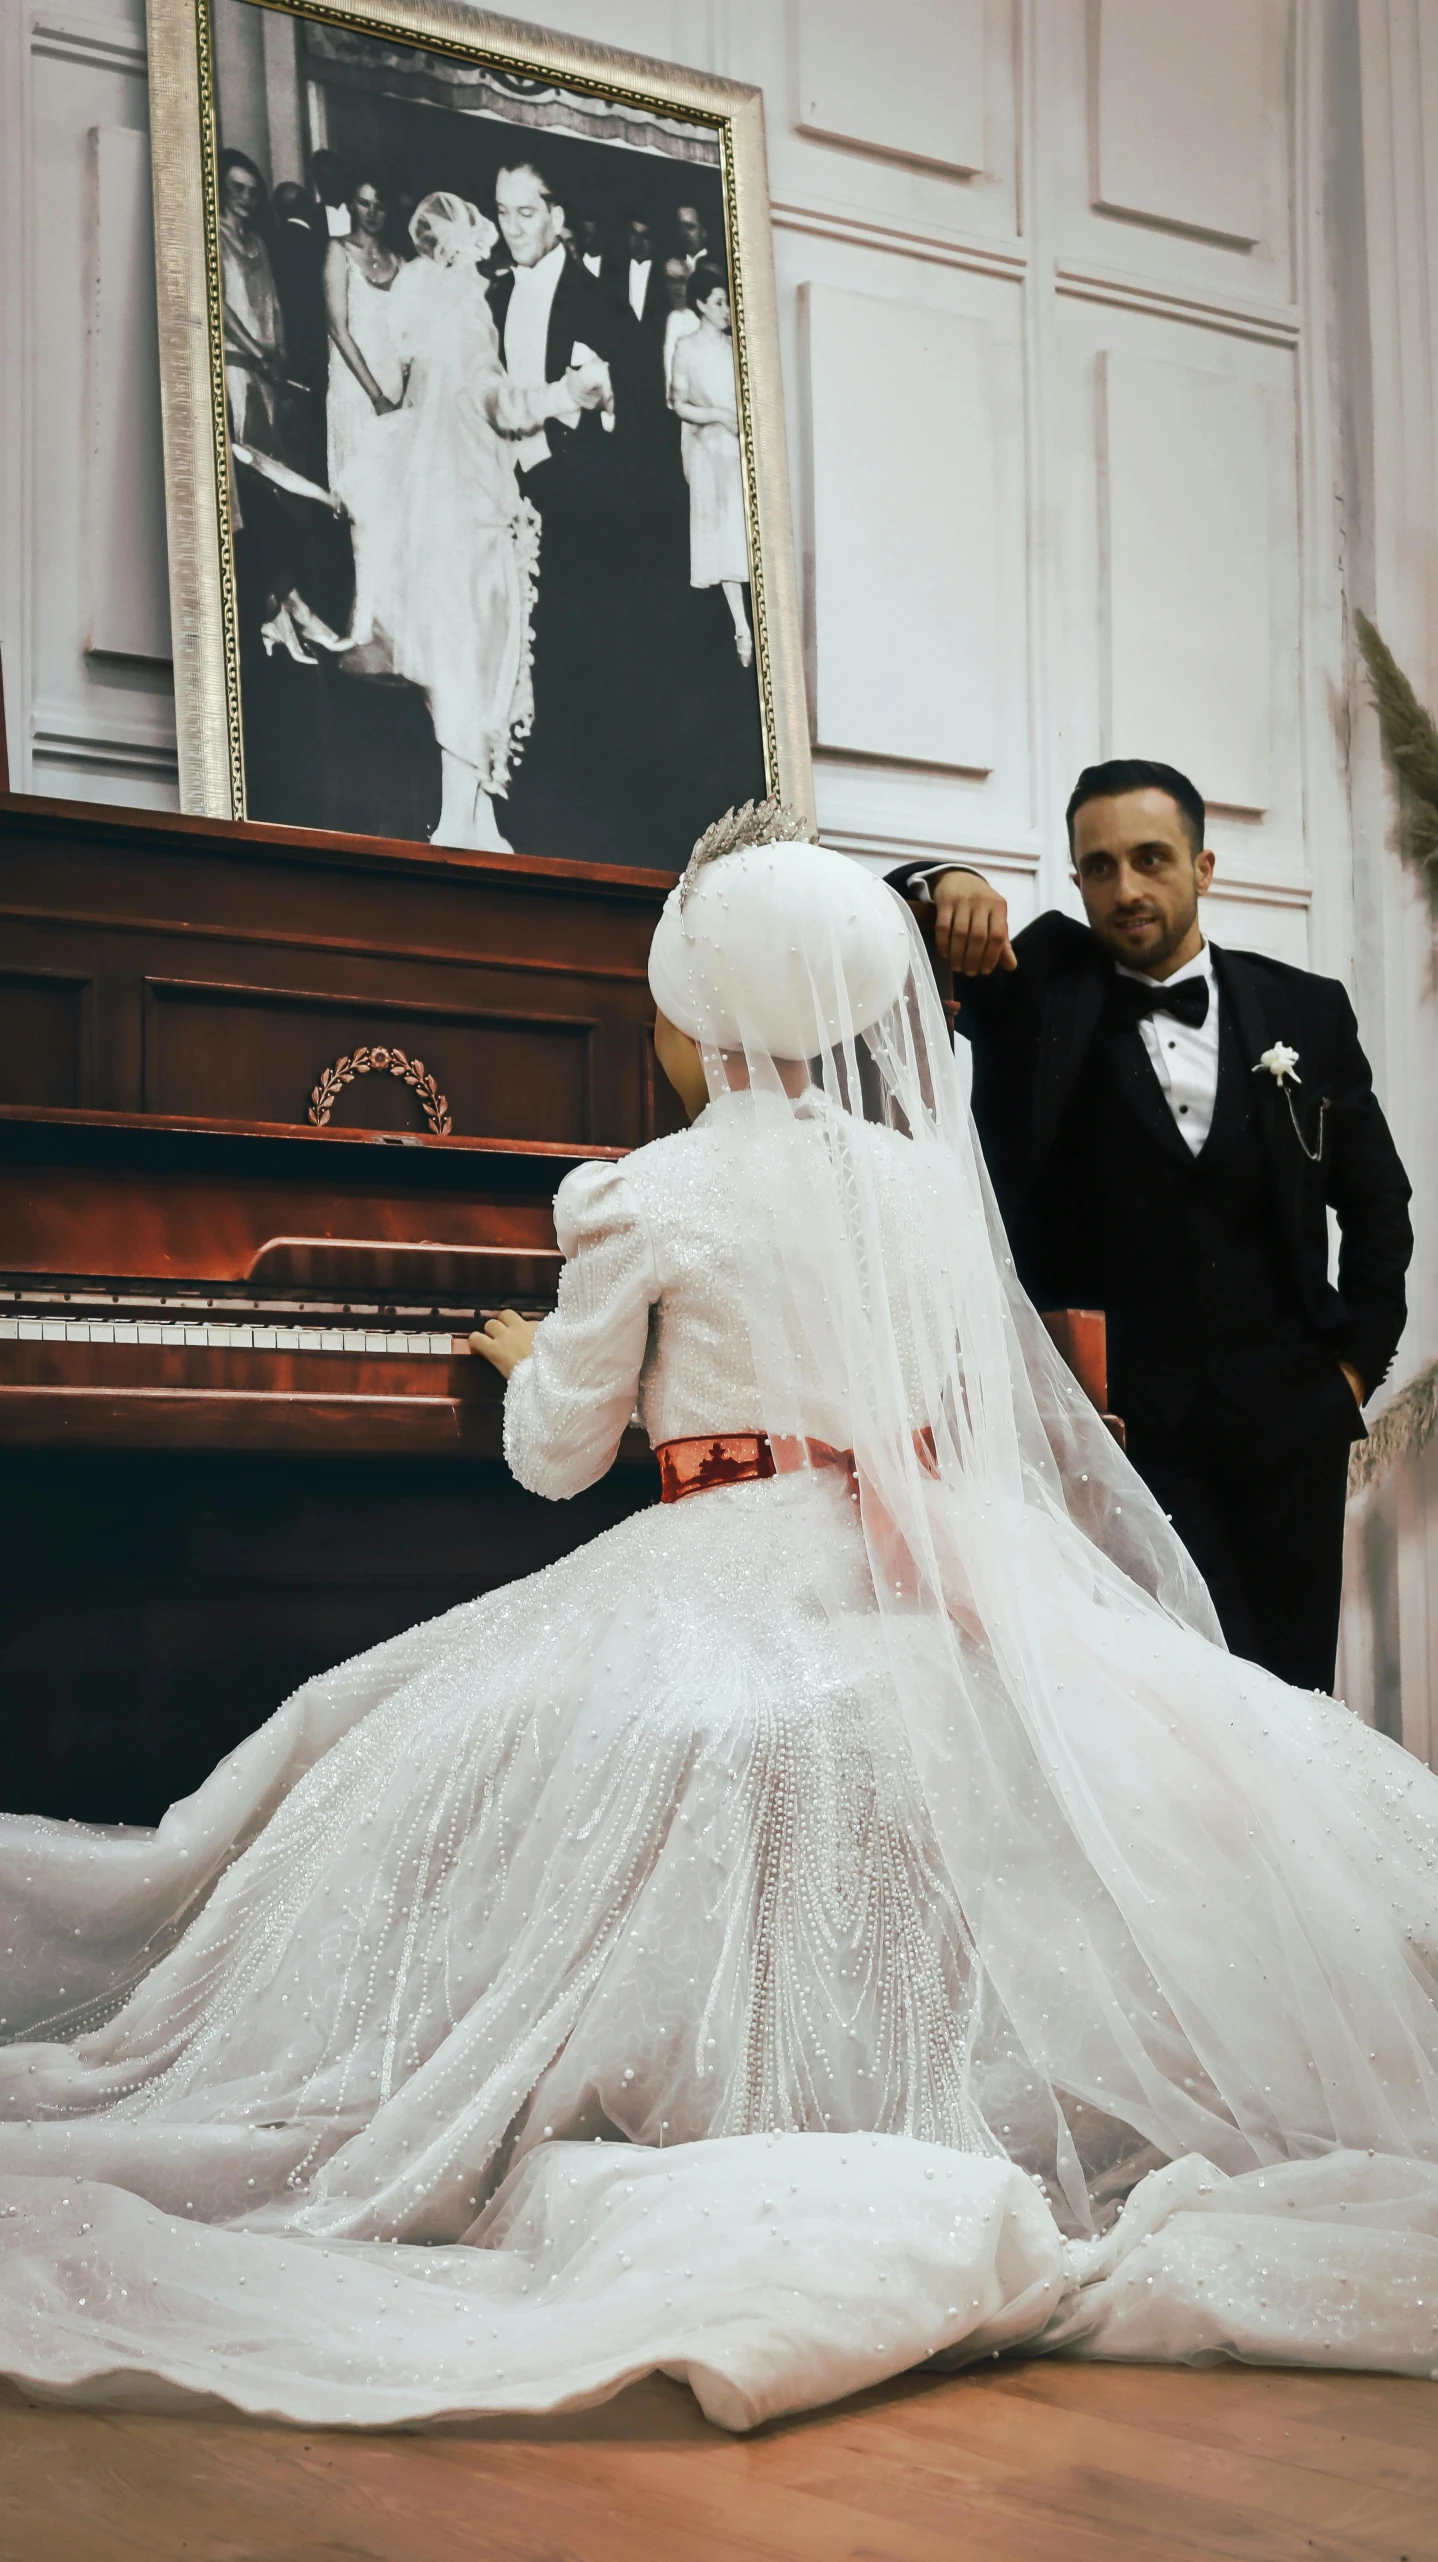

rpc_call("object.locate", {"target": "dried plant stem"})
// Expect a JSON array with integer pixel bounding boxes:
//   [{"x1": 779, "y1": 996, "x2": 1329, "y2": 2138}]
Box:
[
  {"x1": 1354, "y1": 610, "x2": 1438, "y2": 901},
  {"x1": 1348, "y1": 1357, "x2": 1438, "y2": 1498}
]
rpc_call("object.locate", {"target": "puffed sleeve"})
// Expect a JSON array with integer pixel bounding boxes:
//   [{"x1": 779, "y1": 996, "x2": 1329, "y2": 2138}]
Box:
[{"x1": 502, "y1": 1158, "x2": 659, "y2": 1500}]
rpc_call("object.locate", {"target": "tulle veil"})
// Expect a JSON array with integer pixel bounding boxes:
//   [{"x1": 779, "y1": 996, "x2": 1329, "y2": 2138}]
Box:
[{"x1": 652, "y1": 814, "x2": 1435, "y2": 2234}]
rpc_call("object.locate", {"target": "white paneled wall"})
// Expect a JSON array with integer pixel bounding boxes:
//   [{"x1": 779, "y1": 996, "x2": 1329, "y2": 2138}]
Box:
[
  {"x1": 799, "y1": 284, "x2": 999, "y2": 774},
  {"x1": 0, "y1": 0, "x2": 1433, "y2": 1740},
  {"x1": 4, "y1": 0, "x2": 178, "y2": 801}
]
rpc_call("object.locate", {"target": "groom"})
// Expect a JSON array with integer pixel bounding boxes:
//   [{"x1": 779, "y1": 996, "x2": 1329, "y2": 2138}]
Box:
[{"x1": 888, "y1": 758, "x2": 1413, "y2": 1692}]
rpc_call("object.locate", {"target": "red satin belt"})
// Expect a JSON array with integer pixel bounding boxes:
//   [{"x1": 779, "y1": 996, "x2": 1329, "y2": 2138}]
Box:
[
  {"x1": 655, "y1": 1428, "x2": 937, "y2": 1505},
  {"x1": 656, "y1": 1433, "x2": 856, "y2": 1503}
]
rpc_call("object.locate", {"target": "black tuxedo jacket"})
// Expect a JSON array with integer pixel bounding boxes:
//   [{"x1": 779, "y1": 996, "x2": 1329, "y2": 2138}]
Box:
[
  {"x1": 599, "y1": 252, "x2": 667, "y2": 330},
  {"x1": 487, "y1": 260, "x2": 640, "y2": 486},
  {"x1": 903, "y1": 904, "x2": 1413, "y2": 1397}
]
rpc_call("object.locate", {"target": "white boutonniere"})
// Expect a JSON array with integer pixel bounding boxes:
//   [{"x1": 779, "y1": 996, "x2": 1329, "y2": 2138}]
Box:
[
  {"x1": 1255, "y1": 1041, "x2": 1301, "y2": 1086},
  {"x1": 1254, "y1": 1041, "x2": 1328, "y2": 1161}
]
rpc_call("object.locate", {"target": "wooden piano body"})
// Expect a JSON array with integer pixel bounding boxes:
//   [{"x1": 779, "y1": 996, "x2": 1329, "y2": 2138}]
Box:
[
  {"x1": 0, "y1": 788, "x2": 1121, "y2": 1827},
  {"x1": 0, "y1": 791, "x2": 678, "y2": 1823}
]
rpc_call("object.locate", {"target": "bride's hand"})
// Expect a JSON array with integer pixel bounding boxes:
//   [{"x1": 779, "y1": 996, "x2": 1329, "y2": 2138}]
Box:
[
  {"x1": 370, "y1": 389, "x2": 399, "y2": 416},
  {"x1": 469, "y1": 1310, "x2": 539, "y2": 1378}
]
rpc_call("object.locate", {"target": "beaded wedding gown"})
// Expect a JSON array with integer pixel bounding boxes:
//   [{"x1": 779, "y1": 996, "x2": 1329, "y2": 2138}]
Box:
[{"x1": 2, "y1": 846, "x2": 1436, "y2": 2431}]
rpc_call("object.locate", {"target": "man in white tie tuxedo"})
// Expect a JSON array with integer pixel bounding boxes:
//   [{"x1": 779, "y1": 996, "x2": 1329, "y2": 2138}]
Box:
[
  {"x1": 887, "y1": 757, "x2": 1412, "y2": 1693},
  {"x1": 488, "y1": 159, "x2": 636, "y2": 858}
]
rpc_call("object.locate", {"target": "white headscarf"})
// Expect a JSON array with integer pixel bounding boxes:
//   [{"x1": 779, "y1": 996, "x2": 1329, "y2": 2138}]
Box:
[{"x1": 647, "y1": 839, "x2": 910, "y2": 1057}]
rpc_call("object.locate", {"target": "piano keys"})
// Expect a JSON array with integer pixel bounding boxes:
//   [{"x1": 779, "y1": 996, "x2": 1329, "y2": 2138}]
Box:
[{"x1": 0, "y1": 1101, "x2": 600, "y2": 1455}]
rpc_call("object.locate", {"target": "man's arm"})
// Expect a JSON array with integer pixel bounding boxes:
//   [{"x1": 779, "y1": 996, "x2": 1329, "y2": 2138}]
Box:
[
  {"x1": 884, "y1": 864, "x2": 1017, "y2": 977},
  {"x1": 1323, "y1": 990, "x2": 1414, "y2": 1398}
]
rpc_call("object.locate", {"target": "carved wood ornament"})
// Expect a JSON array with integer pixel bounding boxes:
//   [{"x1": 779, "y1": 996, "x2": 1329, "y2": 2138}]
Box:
[{"x1": 308, "y1": 1047, "x2": 452, "y2": 1137}]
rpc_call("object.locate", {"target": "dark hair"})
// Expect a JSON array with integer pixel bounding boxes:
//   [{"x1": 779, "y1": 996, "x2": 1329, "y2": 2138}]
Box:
[
  {"x1": 219, "y1": 148, "x2": 265, "y2": 190},
  {"x1": 310, "y1": 150, "x2": 348, "y2": 200},
  {"x1": 687, "y1": 256, "x2": 729, "y2": 311},
  {"x1": 496, "y1": 158, "x2": 558, "y2": 206},
  {"x1": 1065, "y1": 758, "x2": 1205, "y2": 857},
  {"x1": 347, "y1": 171, "x2": 387, "y2": 203}
]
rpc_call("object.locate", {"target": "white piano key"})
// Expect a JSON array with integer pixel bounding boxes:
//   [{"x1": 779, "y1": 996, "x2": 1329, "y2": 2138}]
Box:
[{"x1": 0, "y1": 1312, "x2": 469, "y2": 1355}]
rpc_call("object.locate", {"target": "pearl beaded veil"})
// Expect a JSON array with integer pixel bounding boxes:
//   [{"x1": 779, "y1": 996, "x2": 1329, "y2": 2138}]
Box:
[{"x1": 648, "y1": 835, "x2": 1437, "y2": 2229}]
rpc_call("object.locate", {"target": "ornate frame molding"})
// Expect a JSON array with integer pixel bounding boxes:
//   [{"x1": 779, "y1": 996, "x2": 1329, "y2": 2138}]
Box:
[{"x1": 144, "y1": 0, "x2": 813, "y2": 830}]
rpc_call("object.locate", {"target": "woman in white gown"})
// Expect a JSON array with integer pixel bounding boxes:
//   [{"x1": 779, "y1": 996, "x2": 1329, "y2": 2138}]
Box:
[
  {"x1": 323, "y1": 175, "x2": 404, "y2": 652},
  {"x1": 346, "y1": 194, "x2": 609, "y2": 854},
  {"x1": 1, "y1": 808, "x2": 1436, "y2": 2433},
  {"x1": 669, "y1": 261, "x2": 753, "y2": 669}
]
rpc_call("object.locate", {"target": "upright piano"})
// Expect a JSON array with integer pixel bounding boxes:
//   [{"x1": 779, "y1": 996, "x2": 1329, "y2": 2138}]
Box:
[{"x1": 0, "y1": 787, "x2": 680, "y2": 1823}]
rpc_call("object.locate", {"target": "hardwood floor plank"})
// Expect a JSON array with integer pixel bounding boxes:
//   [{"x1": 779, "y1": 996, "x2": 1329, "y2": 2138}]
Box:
[{"x1": 2, "y1": 2365, "x2": 1436, "y2": 2562}]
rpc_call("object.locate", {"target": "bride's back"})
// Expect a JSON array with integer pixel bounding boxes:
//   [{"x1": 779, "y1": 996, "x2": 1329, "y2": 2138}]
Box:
[{"x1": 624, "y1": 1091, "x2": 945, "y2": 1452}]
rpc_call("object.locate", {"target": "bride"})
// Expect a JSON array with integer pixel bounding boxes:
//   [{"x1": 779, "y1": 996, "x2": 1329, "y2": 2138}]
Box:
[
  {"x1": 1, "y1": 807, "x2": 1436, "y2": 2432},
  {"x1": 342, "y1": 193, "x2": 610, "y2": 853}
]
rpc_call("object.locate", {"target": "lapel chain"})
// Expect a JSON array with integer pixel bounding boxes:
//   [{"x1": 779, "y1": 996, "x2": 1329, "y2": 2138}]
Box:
[{"x1": 1282, "y1": 1087, "x2": 1328, "y2": 1165}]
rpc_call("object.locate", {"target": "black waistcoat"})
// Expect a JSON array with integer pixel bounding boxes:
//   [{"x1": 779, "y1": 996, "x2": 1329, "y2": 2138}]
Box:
[{"x1": 1027, "y1": 992, "x2": 1316, "y2": 1431}]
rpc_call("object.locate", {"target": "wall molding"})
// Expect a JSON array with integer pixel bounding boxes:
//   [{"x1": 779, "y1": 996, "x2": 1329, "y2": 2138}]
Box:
[
  {"x1": 1054, "y1": 258, "x2": 1301, "y2": 348},
  {"x1": 820, "y1": 824, "x2": 1041, "y2": 874},
  {"x1": 29, "y1": 11, "x2": 147, "y2": 76},
  {"x1": 31, "y1": 702, "x2": 178, "y2": 778},
  {"x1": 1204, "y1": 865, "x2": 1312, "y2": 907},
  {"x1": 771, "y1": 196, "x2": 1026, "y2": 284}
]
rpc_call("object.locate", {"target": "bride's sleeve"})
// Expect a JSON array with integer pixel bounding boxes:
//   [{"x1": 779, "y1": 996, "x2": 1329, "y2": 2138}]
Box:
[{"x1": 503, "y1": 1159, "x2": 659, "y2": 1499}]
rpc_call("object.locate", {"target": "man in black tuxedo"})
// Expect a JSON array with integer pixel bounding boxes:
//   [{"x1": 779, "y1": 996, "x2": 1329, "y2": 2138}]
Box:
[
  {"x1": 889, "y1": 758, "x2": 1413, "y2": 1693},
  {"x1": 489, "y1": 158, "x2": 642, "y2": 860}
]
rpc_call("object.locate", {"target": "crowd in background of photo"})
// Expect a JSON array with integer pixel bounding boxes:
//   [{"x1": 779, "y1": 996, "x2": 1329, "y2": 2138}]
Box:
[{"x1": 212, "y1": 0, "x2": 767, "y2": 865}]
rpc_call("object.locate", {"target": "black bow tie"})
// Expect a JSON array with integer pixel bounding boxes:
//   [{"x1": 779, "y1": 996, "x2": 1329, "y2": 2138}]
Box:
[{"x1": 1108, "y1": 974, "x2": 1210, "y2": 1031}]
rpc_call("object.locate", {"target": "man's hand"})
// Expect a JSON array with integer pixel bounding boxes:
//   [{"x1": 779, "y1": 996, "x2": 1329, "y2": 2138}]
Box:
[
  {"x1": 929, "y1": 870, "x2": 1017, "y2": 977},
  {"x1": 469, "y1": 1310, "x2": 539, "y2": 1379},
  {"x1": 565, "y1": 357, "x2": 611, "y2": 413},
  {"x1": 1339, "y1": 1359, "x2": 1365, "y2": 1411}
]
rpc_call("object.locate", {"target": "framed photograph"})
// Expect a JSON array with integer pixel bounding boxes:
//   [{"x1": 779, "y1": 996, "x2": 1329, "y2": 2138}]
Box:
[{"x1": 145, "y1": 0, "x2": 811, "y2": 866}]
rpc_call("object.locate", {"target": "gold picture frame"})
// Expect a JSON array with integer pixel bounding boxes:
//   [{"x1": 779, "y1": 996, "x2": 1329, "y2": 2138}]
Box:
[{"x1": 145, "y1": 0, "x2": 812, "y2": 858}]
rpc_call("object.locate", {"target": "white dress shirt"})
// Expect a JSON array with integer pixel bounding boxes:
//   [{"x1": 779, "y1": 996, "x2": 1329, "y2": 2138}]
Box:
[
  {"x1": 628, "y1": 256, "x2": 652, "y2": 320},
  {"x1": 1114, "y1": 940, "x2": 1219, "y2": 1155},
  {"x1": 502, "y1": 244, "x2": 574, "y2": 470},
  {"x1": 582, "y1": 251, "x2": 602, "y2": 278},
  {"x1": 324, "y1": 203, "x2": 351, "y2": 238}
]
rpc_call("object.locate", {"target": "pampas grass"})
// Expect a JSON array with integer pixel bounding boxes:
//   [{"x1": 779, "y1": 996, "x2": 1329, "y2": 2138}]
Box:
[
  {"x1": 1348, "y1": 1356, "x2": 1438, "y2": 1497},
  {"x1": 1354, "y1": 610, "x2": 1438, "y2": 899}
]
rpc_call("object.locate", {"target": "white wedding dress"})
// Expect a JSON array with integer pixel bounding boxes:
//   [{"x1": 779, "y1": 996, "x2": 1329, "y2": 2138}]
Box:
[{"x1": 2, "y1": 1093, "x2": 1436, "y2": 2425}]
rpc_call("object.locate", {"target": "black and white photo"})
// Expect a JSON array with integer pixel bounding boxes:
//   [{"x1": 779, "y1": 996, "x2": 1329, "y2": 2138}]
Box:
[{"x1": 148, "y1": 0, "x2": 810, "y2": 860}]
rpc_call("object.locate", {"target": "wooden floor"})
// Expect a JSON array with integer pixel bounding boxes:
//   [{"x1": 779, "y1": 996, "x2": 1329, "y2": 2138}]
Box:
[{"x1": 1, "y1": 2363, "x2": 1434, "y2": 2562}]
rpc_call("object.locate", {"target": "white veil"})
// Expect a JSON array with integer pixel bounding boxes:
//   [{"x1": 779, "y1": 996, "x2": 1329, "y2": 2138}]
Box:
[{"x1": 649, "y1": 816, "x2": 1438, "y2": 2234}]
